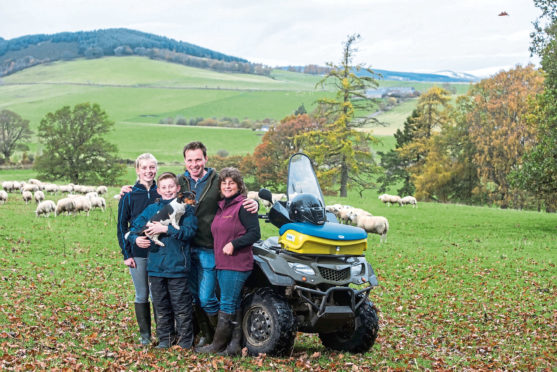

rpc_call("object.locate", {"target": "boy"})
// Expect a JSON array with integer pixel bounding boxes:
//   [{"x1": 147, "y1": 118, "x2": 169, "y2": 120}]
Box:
[{"x1": 127, "y1": 172, "x2": 198, "y2": 349}]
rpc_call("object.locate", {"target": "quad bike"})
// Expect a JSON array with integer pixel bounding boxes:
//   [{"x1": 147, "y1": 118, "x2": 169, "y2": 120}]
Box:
[{"x1": 241, "y1": 153, "x2": 379, "y2": 356}]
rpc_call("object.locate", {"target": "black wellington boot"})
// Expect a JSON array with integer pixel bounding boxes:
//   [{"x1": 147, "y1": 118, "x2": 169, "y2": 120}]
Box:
[
  {"x1": 195, "y1": 311, "x2": 234, "y2": 353},
  {"x1": 221, "y1": 310, "x2": 243, "y2": 356},
  {"x1": 194, "y1": 305, "x2": 216, "y2": 347},
  {"x1": 134, "y1": 302, "x2": 151, "y2": 346}
]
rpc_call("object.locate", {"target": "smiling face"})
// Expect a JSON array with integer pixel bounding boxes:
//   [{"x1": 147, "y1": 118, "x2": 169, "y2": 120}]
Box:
[
  {"x1": 220, "y1": 177, "x2": 239, "y2": 199},
  {"x1": 157, "y1": 177, "x2": 179, "y2": 200},
  {"x1": 136, "y1": 159, "x2": 157, "y2": 186},
  {"x1": 184, "y1": 148, "x2": 207, "y2": 181}
]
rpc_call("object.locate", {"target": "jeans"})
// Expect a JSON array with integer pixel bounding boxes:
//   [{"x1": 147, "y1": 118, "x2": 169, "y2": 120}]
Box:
[
  {"x1": 149, "y1": 276, "x2": 193, "y2": 348},
  {"x1": 188, "y1": 247, "x2": 219, "y2": 314},
  {"x1": 217, "y1": 270, "x2": 251, "y2": 314},
  {"x1": 129, "y1": 257, "x2": 150, "y2": 303}
]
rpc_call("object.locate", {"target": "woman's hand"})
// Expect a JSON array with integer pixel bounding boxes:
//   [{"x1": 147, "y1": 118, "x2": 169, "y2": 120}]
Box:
[
  {"x1": 135, "y1": 236, "x2": 151, "y2": 249},
  {"x1": 144, "y1": 221, "x2": 168, "y2": 236},
  {"x1": 222, "y1": 242, "x2": 234, "y2": 256},
  {"x1": 124, "y1": 257, "x2": 136, "y2": 268}
]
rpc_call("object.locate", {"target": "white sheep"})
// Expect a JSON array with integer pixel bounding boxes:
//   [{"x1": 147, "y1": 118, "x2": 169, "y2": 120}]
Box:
[
  {"x1": 378, "y1": 194, "x2": 402, "y2": 207},
  {"x1": 346, "y1": 208, "x2": 373, "y2": 226},
  {"x1": 2, "y1": 181, "x2": 14, "y2": 193},
  {"x1": 34, "y1": 190, "x2": 45, "y2": 204},
  {"x1": 247, "y1": 190, "x2": 271, "y2": 208},
  {"x1": 86, "y1": 191, "x2": 99, "y2": 200},
  {"x1": 55, "y1": 197, "x2": 76, "y2": 216},
  {"x1": 0, "y1": 190, "x2": 7, "y2": 204},
  {"x1": 13, "y1": 181, "x2": 22, "y2": 191},
  {"x1": 90, "y1": 196, "x2": 106, "y2": 212},
  {"x1": 272, "y1": 193, "x2": 287, "y2": 204},
  {"x1": 113, "y1": 193, "x2": 121, "y2": 201},
  {"x1": 96, "y1": 186, "x2": 108, "y2": 195},
  {"x1": 22, "y1": 191, "x2": 32, "y2": 204},
  {"x1": 401, "y1": 196, "x2": 418, "y2": 208},
  {"x1": 36, "y1": 200, "x2": 56, "y2": 217},
  {"x1": 73, "y1": 196, "x2": 92, "y2": 216},
  {"x1": 357, "y1": 215, "x2": 389, "y2": 243},
  {"x1": 22, "y1": 183, "x2": 39, "y2": 193},
  {"x1": 43, "y1": 183, "x2": 59, "y2": 194},
  {"x1": 28, "y1": 178, "x2": 42, "y2": 186}
]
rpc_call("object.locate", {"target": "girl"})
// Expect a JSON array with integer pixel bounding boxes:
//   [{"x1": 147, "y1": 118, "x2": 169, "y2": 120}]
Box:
[{"x1": 117, "y1": 153, "x2": 159, "y2": 345}]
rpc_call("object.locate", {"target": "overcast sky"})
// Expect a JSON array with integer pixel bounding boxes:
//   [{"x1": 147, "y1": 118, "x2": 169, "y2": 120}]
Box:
[{"x1": 0, "y1": 0, "x2": 541, "y2": 76}]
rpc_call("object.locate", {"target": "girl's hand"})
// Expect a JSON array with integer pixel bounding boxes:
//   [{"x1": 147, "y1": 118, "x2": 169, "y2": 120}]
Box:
[
  {"x1": 136, "y1": 236, "x2": 151, "y2": 248},
  {"x1": 124, "y1": 257, "x2": 136, "y2": 268},
  {"x1": 223, "y1": 242, "x2": 234, "y2": 256}
]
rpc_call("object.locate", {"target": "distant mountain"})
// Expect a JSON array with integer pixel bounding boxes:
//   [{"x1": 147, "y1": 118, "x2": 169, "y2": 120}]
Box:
[
  {"x1": 278, "y1": 65, "x2": 478, "y2": 83},
  {"x1": 0, "y1": 28, "x2": 271, "y2": 77}
]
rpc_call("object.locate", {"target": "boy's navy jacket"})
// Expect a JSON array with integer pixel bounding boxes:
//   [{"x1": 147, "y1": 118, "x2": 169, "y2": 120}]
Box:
[
  {"x1": 127, "y1": 199, "x2": 198, "y2": 278},
  {"x1": 117, "y1": 181, "x2": 159, "y2": 260}
]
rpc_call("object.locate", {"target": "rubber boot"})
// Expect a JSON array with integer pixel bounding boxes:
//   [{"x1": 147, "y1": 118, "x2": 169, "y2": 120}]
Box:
[
  {"x1": 194, "y1": 305, "x2": 216, "y2": 347},
  {"x1": 134, "y1": 302, "x2": 151, "y2": 345},
  {"x1": 195, "y1": 311, "x2": 234, "y2": 353},
  {"x1": 222, "y1": 310, "x2": 243, "y2": 356}
]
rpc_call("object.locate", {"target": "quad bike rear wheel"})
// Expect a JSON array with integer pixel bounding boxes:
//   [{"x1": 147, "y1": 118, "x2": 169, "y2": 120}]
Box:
[
  {"x1": 318, "y1": 299, "x2": 379, "y2": 353},
  {"x1": 242, "y1": 288, "x2": 296, "y2": 356}
]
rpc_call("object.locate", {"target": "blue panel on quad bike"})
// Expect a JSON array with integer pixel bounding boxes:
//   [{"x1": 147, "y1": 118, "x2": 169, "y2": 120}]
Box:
[{"x1": 279, "y1": 222, "x2": 367, "y2": 241}]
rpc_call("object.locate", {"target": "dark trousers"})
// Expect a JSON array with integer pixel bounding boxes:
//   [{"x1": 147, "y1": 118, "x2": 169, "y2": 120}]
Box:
[{"x1": 149, "y1": 276, "x2": 193, "y2": 348}]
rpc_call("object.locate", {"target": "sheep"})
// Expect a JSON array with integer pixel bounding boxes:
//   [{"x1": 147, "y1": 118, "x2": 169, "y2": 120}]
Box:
[
  {"x1": 96, "y1": 186, "x2": 108, "y2": 195},
  {"x1": 73, "y1": 196, "x2": 92, "y2": 216},
  {"x1": 12, "y1": 181, "x2": 22, "y2": 191},
  {"x1": 22, "y1": 183, "x2": 39, "y2": 193},
  {"x1": 378, "y1": 194, "x2": 402, "y2": 207},
  {"x1": 35, "y1": 200, "x2": 56, "y2": 217},
  {"x1": 22, "y1": 191, "x2": 33, "y2": 204},
  {"x1": 2, "y1": 181, "x2": 14, "y2": 193},
  {"x1": 59, "y1": 184, "x2": 73, "y2": 193},
  {"x1": 357, "y1": 215, "x2": 389, "y2": 243},
  {"x1": 43, "y1": 183, "x2": 59, "y2": 195},
  {"x1": 0, "y1": 190, "x2": 7, "y2": 204},
  {"x1": 86, "y1": 191, "x2": 99, "y2": 200},
  {"x1": 28, "y1": 178, "x2": 42, "y2": 186},
  {"x1": 90, "y1": 196, "x2": 106, "y2": 212},
  {"x1": 34, "y1": 190, "x2": 45, "y2": 204},
  {"x1": 113, "y1": 193, "x2": 121, "y2": 201},
  {"x1": 272, "y1": 193, "x2": 287, "y2": 204},
  {"x1": 346, "y1": 208, "x2": 373, "y2": 226},
  {"x1": 401, "y1": 196, "x2": 418, "y2": 208},
  {"x1": 55, "y1": 197, "x2": 76, "y2": 216},
  {"x1": 326, "y1": 204, "x2": 353, "y2": 224},
  {"x1": 247, "y1": 190, "x2": 271, "y2": 208}
]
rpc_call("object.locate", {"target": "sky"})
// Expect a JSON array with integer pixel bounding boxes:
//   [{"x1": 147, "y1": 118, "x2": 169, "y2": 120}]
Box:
[{"x1": 0, "y1": 0, "x2": 542, "y2": 77}]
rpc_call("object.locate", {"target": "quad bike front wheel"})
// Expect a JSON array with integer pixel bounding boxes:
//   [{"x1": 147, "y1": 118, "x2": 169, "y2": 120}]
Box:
[
  {"x1": 241, "y1": 288, "x2": 297, "y2": 356},
  {"x1": 318, "y1": 299, "x2": 379, "y2": 353}
]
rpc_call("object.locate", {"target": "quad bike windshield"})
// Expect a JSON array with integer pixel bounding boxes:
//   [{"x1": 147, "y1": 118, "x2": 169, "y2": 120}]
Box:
[{"x1": 287, "y1": 153, "x2": 325, "y2": 206}]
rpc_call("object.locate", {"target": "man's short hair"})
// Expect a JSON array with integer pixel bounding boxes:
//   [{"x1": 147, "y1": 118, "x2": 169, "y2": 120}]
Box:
[{"x1": 183, "y1": 141, "x2": 207, "y2": 159}]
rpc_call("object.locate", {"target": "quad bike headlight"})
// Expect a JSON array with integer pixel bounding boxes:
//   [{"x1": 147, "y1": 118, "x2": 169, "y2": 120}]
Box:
[
  {"x1": 351, "y1": 263, "x2": 364, "y2": 276},
  {"x1": 288, "y1": 262, "x2": 315, "y2": 276}
]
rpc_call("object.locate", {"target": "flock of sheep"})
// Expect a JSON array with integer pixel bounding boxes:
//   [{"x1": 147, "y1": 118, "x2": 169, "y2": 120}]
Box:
[
  {"x1": 378, "y1": 194, "x2": 417, "y2": 207},
  {"x1": 0, "y1": 179, "x2": 108, "y2": 217}
]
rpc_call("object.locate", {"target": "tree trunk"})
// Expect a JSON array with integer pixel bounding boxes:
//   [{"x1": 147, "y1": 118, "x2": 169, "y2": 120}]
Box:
[{"x1": 340, "y1": 158, "x2": 348, "y2": 197}]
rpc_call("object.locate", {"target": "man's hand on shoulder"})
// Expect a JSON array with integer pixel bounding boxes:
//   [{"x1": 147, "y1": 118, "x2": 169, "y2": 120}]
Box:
[
  {"x1": 120, "y1": 185, "x2": 132, "y2": 197},
  {"x1": 243, "y1": 198, "x2": 259, "y2": 214}
]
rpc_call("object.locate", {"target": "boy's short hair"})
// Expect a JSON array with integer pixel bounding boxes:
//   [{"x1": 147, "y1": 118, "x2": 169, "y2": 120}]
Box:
[
  {"x1": 218, "y1": 167, "x2": 247, "y2": 195},
  {"x1": 135, "y1": 153, "x2": 158, "y2": 169},
  {"x1": 157, "y1": 172, "x2": 178, "y2": 185},
  {"x1": 183, "y1": 141, "x2": 207, "y2": 159}
]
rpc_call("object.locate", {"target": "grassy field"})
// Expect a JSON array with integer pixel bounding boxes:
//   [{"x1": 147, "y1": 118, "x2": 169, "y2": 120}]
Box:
[{"x1": 0, "y1": 185, "x2": 554, "y2": 370}]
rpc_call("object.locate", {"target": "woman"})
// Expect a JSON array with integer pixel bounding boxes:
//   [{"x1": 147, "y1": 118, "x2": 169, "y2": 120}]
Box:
[
  {"x1": 117, "y1": 153, "x2": 159, "y2": 345},
  {"x1": 197, "y1": 167, "x2": 261, "y2": 355}
]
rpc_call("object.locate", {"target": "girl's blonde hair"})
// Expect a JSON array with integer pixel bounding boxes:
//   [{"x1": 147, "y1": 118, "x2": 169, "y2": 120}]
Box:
[{"x1": 135, "y1": 153, "x2": 158, "y2": 180}]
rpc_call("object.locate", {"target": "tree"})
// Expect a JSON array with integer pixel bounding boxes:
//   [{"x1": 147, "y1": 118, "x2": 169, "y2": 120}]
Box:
[
  {"x1": 296, "y1": 34, "x2": 381, "y2": 197},
  {"x1": 464, "y1": 66, "x2": 544, "y2": 208},
  {"x1": 34, "y1": 103, "x2": 125, "y2": 185},
  {"x1": 0, "y1": 109, "x2": 33, "y2": 162},
  {"x1": 512, "y1": 2, "x2": 557, "y2": 212}
]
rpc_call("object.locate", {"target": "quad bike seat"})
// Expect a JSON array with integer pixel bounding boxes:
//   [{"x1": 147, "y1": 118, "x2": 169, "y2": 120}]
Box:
[{"x1": 278, "y1": 222, "x2": 368, "y2": 255}]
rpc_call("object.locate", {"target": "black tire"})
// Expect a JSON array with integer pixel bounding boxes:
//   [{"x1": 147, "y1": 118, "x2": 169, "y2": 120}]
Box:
[
  {"x1": 318, "y1": 299, "x2": 379, "y2": 353},
  {"x1": 241, "y1": 287, "x2": 296, "y2": 356}
]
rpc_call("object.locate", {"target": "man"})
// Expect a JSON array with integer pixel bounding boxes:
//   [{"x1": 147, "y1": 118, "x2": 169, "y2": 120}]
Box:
[{"x1": 177, "y1": 141, "x2": 258, "y2": 347}]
